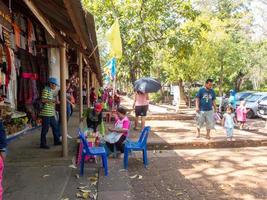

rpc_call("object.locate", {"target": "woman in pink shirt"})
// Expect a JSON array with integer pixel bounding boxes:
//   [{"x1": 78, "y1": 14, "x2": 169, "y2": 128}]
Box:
[
  {"x1": 105, "y1": 107, "x2": 130, "y2": 153},
  {"x1": 133, "y1": 91, "x2": 149, "y2": 130}
]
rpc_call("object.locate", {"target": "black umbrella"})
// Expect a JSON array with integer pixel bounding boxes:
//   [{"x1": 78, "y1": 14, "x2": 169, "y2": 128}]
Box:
[{"x1": 134, "y1": 77, "x2": 161, "y2": 93}]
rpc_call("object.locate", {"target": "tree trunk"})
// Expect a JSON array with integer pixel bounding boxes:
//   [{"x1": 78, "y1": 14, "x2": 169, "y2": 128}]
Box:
[
  {"x1": 178, "y1": 80, "x2": 187, "y2": 110},
  {"x1": 218, "y1": 62, "x2": 224, "y2": 96}
]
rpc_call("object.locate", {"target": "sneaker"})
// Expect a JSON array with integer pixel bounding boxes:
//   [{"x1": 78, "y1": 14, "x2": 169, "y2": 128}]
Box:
[
  {"x1": 40, "y1": 145, "x2": 50, "y2": 149},
  {"x1": 54, "y1": 141, "x2": 62, "y2": 146}
]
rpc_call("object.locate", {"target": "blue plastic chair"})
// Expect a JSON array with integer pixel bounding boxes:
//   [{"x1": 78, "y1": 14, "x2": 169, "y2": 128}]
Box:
[
  {"x1": 123, "y1": 126, "x2": 151, "y2": 169},
  {"x1": 79, "y1": 131, "x2": 108, "y2": 176}
]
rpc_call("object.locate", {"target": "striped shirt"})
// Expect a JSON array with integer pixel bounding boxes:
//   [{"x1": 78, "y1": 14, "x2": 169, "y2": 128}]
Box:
[{"x1": 40, "y1": 86, "x2": 56, "y2": 117}]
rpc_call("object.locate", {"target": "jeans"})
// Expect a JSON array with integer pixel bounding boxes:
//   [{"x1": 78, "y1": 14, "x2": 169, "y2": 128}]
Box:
[{"x1": 41, "y1": 116, "x2": 60, "y2": 146}]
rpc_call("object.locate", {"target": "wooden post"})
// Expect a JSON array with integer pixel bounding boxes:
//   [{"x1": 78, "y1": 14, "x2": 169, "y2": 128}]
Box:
[
  {"x1": 79, "y1": 52, "x2": 83, "y2": 120},
  {"x1": 60, "y1": 44, "x2": 68, "y2": 157},
  {"x1": 87, "y1": 70, "x2": 90, "y2": 107}
]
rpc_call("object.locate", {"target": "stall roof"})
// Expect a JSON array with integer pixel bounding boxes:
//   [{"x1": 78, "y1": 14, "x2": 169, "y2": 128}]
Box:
[{"x1": 5, "y1": 0, "x2": 102, "y2": 84}]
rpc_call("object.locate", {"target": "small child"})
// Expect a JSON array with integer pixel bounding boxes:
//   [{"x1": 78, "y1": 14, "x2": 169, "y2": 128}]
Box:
[
  {"x1": 222, "y1": 106, "x2": 237, "y2": 141},
  {"x1": 236, "y1": 101, "x2": 248, "y2": 129}
]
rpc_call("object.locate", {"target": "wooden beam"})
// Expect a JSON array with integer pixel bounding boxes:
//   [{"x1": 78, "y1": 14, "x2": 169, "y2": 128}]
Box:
[
  {"x1": 79, "y1": 52, "x2": 83, "y2": 120},
  {"x1": 23, "y1": 0, "x2": 56, "y2": 39},
  {"x1": 60, "y1": 43, "x2": 68, "y2": 157},
  {"x1": 63, "y1": 0, "x2": 87, "y2": 48},
  {"x1": 36, "y1": 44, "x2": 61, "y2": 49},
  {"x1": 86, "y1": 70, "x2": 90, "y2": 108}
]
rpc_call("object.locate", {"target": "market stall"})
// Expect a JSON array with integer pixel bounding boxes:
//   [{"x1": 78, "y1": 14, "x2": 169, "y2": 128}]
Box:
[{"x1": 0, "y1": 1, "x2": 49, "y2": 140}]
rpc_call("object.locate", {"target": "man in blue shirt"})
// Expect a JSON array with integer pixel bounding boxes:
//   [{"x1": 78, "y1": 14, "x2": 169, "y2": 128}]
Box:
[{"x1": 195, "y1": 79, "x2": 217, "y2": 139}]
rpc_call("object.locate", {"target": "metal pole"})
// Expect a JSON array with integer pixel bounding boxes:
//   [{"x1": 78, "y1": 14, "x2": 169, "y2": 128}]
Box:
[
  {"x1": 60, "y1": 44, "x2": 68, "y2": 157},
  {"x1": 87, "y1": 70, "x2": 90, "y2": 108},
  {"x1": 79, "y1": 52, "x2": 83, "y2": 120}
]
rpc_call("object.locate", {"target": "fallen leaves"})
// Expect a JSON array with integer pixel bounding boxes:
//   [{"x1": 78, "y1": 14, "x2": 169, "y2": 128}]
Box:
[
  {"x1": 130, "y1": 174, "x2": 138, "y2": 179},
  {"x1": 68, "y1": 164, "x2": 77, "y2": 169},
  {"x1": 88, "y1": 176, "x2": 98, "y2": 182},
  {"x1": 42, "y1": 174, "x2": 50, "y2": 178}
]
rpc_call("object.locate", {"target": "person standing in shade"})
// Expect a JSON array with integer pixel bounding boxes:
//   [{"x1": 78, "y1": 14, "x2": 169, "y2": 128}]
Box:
[
  {"x1": 57, "y1": 80, "x2": 74, "y2": 139},
  {"x1": 195, "y1": 79, "x2": 217, "y2": 139},
  {"x1": 133, "y1": 91, "x2": 149, "y2": 130},
  {"x1": 40, "y1": 77, "x2": 61, "y2": 149},
  {"x1": 228, "y1": 89, "x2": 237, "y2": 110},
  {"x1": 90, "y1": 87, "x2": 97, "y2": 106}
]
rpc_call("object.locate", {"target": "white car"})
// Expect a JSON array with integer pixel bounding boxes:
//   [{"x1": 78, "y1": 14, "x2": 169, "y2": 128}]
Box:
[
  {"x1": 258, "y1": 99, "x2": 267, "y2": 119},
  {"x1": 244, "y1": 92, "x2": 267, "y2": 118}
]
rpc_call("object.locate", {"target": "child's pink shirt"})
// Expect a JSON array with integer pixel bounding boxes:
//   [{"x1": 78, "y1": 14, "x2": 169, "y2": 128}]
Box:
[{"x1": 236, "y1": 106, "x2": 247, "y2": 122}]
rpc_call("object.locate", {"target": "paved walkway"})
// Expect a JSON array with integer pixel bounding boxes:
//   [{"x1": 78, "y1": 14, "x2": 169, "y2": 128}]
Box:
[
  {"x1": 120, "y1": 96, "x2": 267, "y2": 149},
  {"x1": 3, "y1": 111, "x2": 99, "y2": 200},
  {"x1": 2, "y1": 97, "x2": 267, "y2": 200},
  {"x1": 99, "y1": 147, "x2": 267, "y2": 200}
]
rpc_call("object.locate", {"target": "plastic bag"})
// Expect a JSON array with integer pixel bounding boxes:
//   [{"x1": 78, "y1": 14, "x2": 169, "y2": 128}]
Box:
[{"x1": 104, "y1": 132, "x2": 122, "y2": 144}]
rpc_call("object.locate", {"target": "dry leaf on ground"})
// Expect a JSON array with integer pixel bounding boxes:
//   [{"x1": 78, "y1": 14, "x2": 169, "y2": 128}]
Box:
[
  {"x1": 42, "y1": 174, "x2": 50, "y2": 178},
  {"x1": 138, "y1": 175, "x2": 143, "y2": 179},
  {"x1": 130, "y1": 174, "x2": 138, "y2": 179},
  {"x1": 88, "y1": 176, "x2": 98, "y2": 182},
  {"x1": 68, "y1": 164, "x2": 77, "y2": 169}
]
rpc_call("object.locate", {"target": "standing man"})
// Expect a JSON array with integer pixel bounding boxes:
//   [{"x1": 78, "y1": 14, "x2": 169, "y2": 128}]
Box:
[
  {"x1": 195, "y1": 79, "x2": 216, "y2": 139},
  {"x1": 40, "y1": 77, "x2": 61, "y2": 149}
]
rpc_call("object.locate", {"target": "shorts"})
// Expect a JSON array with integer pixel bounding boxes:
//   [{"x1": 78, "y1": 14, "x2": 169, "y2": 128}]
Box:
[
  {"x1": 196, "y1": 110, "x2": 215, "y2": 129},
  {"x1": 135, "y1": 105, "x2": 148, "y2": 117}
]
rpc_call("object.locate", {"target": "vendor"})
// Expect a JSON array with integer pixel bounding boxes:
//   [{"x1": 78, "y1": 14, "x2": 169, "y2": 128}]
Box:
[
  {"x1": 82, "y1": 103, "x2": 103, "y2": 132},
  {"x1": 105, "y1": 107, "x2": 130, "y2": 154}
]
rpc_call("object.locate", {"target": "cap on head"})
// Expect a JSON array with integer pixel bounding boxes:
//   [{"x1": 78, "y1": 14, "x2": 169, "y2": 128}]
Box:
[
  {"x1": 94, "y1": 103, "x2": 103, "y2": 112},
  {"x1": 48, "y1": 77, "x2": 59, "y2": 86}
]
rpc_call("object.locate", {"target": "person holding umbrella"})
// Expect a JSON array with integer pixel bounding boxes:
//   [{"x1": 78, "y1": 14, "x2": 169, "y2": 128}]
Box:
[
  {"x1": 133, "y1": 77, "x2": 161, "y2": 130},
  {"x1": 133, "y1": 91, "x2": 149, "y2": 130}
]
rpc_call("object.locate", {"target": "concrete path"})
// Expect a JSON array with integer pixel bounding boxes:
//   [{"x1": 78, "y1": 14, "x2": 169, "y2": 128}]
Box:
[
  {"x1": 3, "y1": 111, "x2": 100, "y2": 200},
  {"x1": 99, "y1": 147, "x2": 267, "y2": 200},
  {"x1": 119, "y1": 96, "x2": 267, "y2": 149}
]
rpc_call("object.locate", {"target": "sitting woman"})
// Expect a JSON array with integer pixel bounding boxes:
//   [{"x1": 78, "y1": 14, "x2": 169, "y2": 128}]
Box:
[
  {"x1": 105, "y1": 107, "x2": 130, "y2": 154},
  {"x1": 82, "y1": 103, "x2": 103, "y2": 132}
]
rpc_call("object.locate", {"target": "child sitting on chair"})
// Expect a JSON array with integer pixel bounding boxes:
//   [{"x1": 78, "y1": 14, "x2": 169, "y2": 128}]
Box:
[{"x1": 105, "y1": 107, "x2": 130, "y2": 154}]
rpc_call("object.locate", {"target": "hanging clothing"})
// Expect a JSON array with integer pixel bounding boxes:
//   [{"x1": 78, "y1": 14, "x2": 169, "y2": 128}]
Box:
[
  {"x1": 27, "y1": 19, "x2": 36, "y2": 55},
  {"x1": 12, "y1": 23, "x2": 20, "y2": 47}
]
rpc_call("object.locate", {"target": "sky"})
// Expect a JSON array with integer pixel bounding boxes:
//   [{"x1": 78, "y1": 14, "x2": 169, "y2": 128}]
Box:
[{"x1": 251, "y1": 0, "x2": 267, "y2": 40}]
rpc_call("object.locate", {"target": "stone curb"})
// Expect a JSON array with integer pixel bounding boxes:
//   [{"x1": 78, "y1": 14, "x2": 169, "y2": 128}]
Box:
[{"x1": 147, "y1": 139, "x2": 267, "y2": 150}]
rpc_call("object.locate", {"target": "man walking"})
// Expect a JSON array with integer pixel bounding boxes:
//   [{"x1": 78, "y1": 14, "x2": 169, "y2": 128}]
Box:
[
  {"x1": 195, "y1": 79, "x2": 217, "y2": 139},
  {"x1": 40, "y1": 77, "x2": 61, "y2": 149}
]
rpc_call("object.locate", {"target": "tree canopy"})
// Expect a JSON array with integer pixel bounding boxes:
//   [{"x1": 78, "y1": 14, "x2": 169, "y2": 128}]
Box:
[{"x1": 82, "y1": 0, "x2": 267, "y2": 95}]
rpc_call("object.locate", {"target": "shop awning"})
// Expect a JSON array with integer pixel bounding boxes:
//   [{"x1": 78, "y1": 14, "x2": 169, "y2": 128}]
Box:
[{"x1": 5, "y1": 0, "x2": 102, "y2": 84}]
